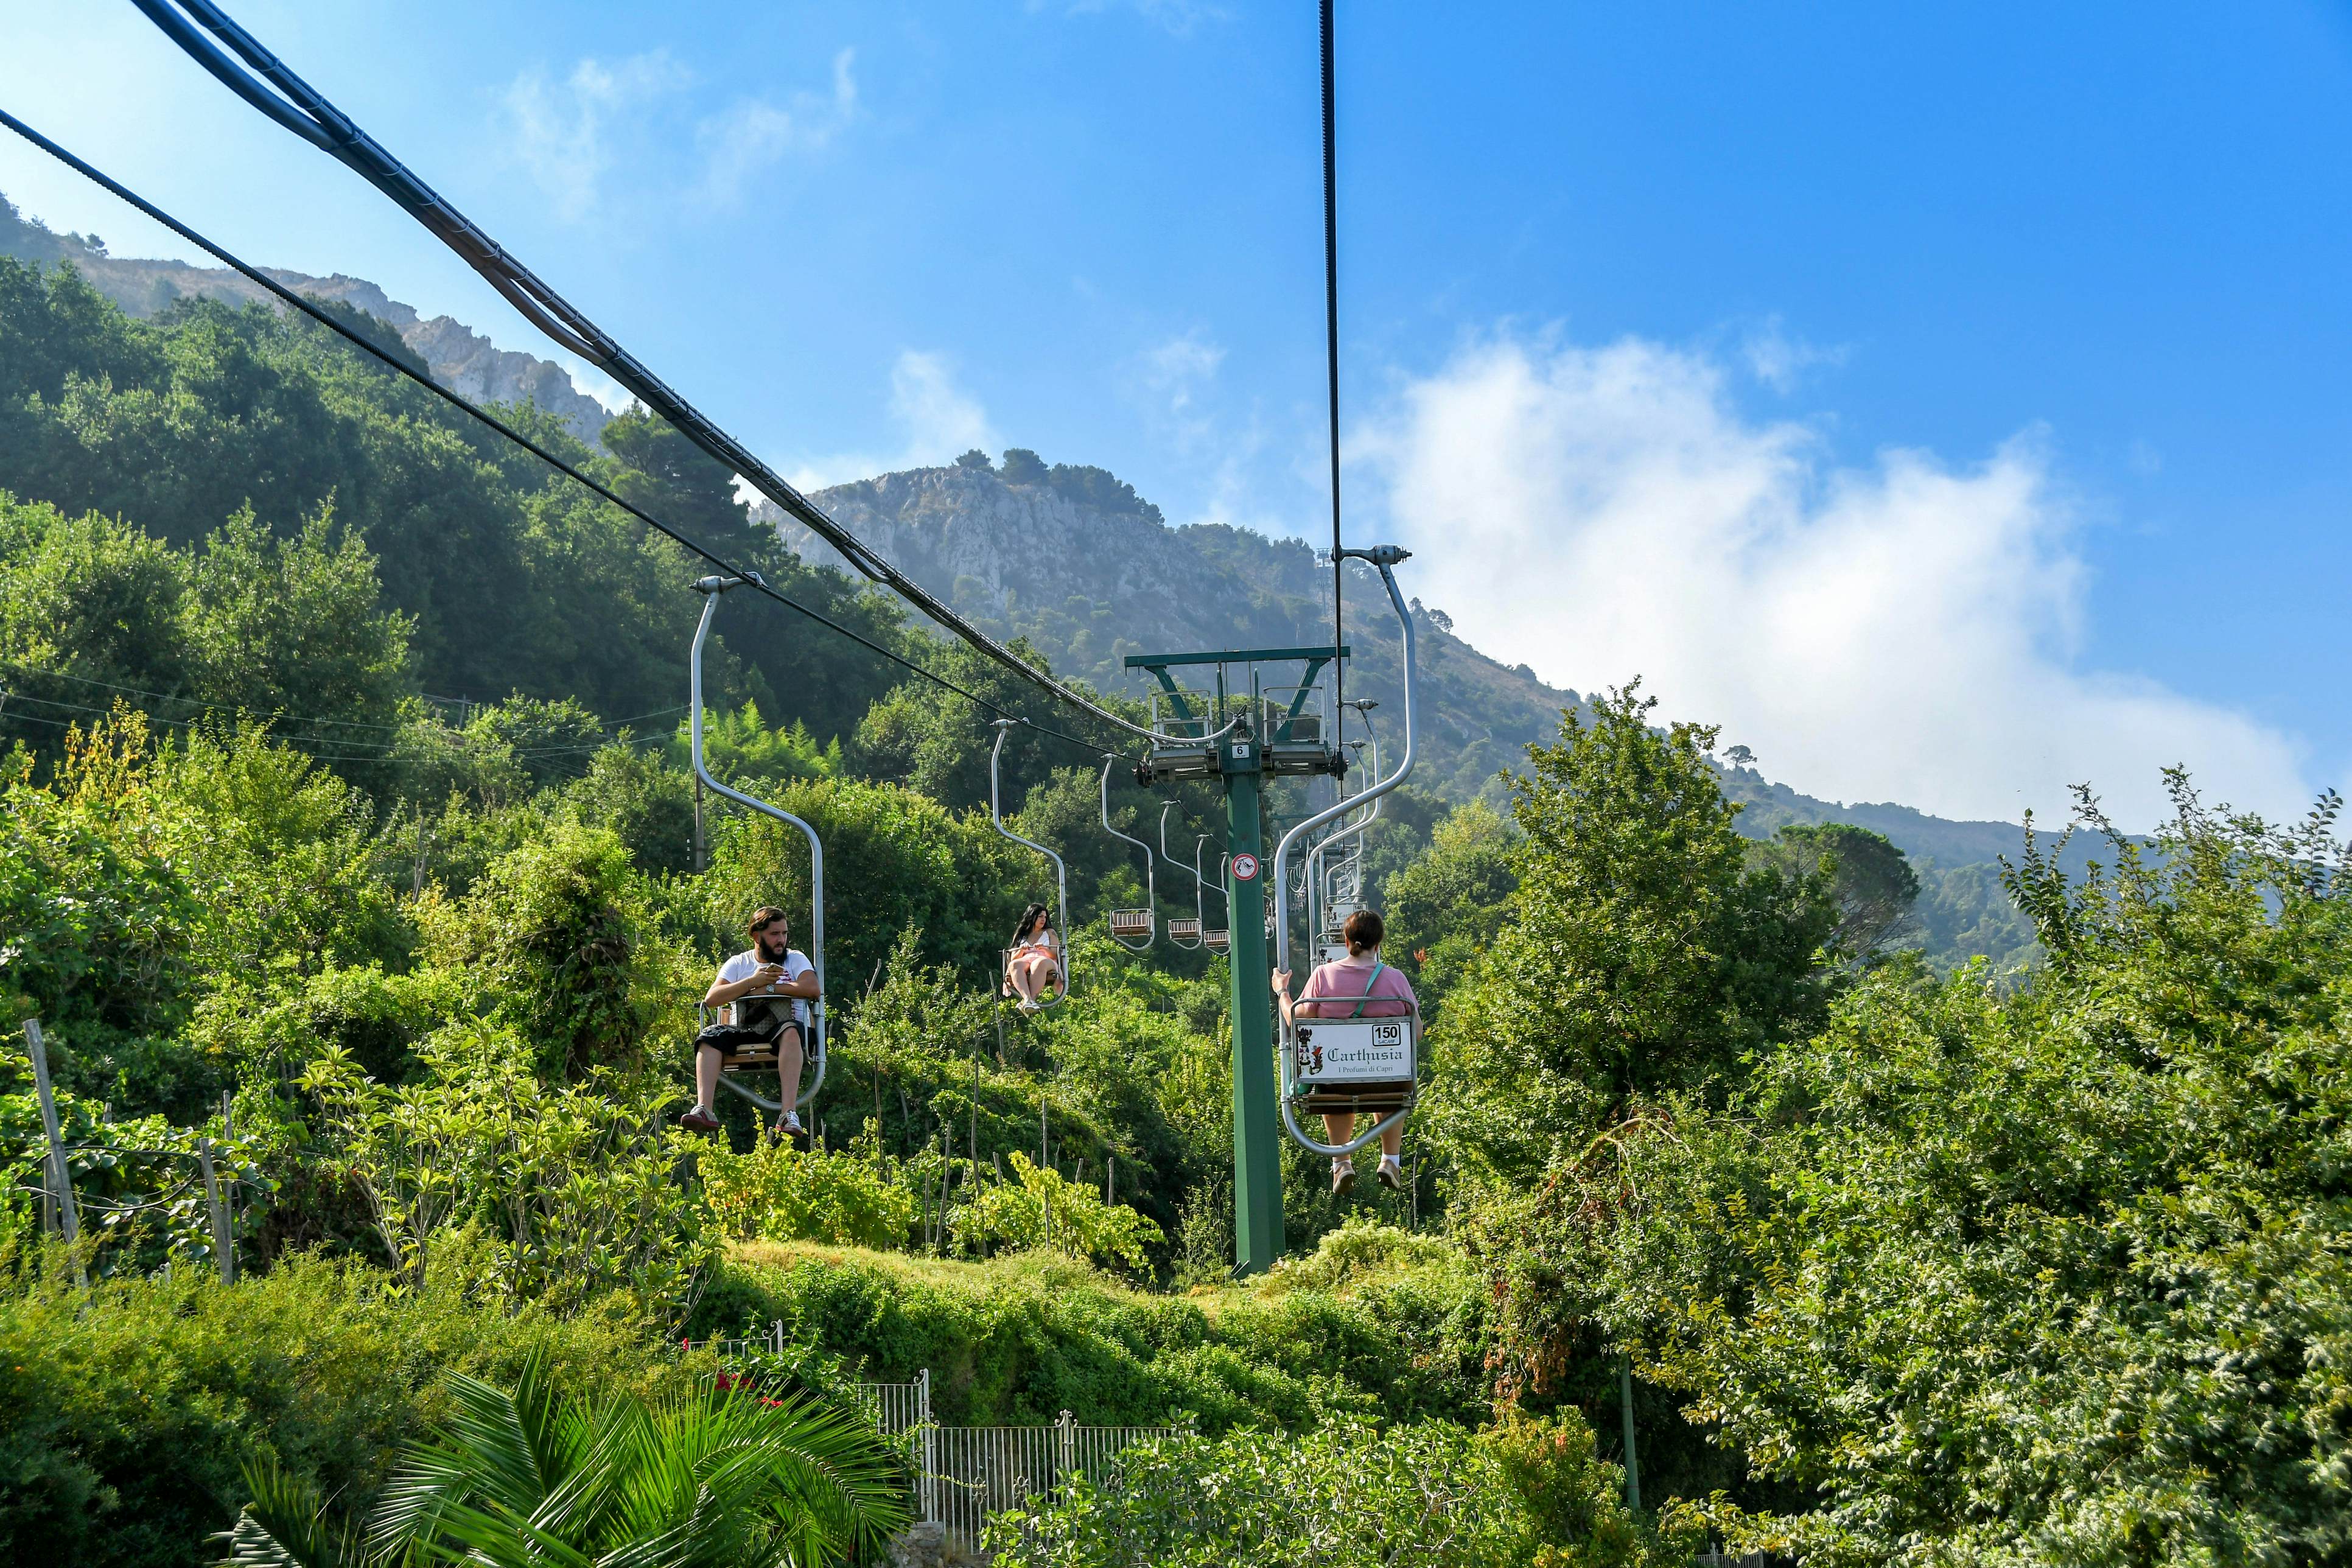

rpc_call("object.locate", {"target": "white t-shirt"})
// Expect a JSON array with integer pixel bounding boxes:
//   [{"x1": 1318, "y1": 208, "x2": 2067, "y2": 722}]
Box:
[{"x1": 717, "y1": 947, "x2": 816, "y2": 1028}]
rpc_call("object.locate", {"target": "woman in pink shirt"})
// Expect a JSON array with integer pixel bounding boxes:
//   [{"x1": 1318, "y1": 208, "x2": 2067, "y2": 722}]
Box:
[{"x1": 1272, "y1": 908, "x2": 1416, "y2": 1195}]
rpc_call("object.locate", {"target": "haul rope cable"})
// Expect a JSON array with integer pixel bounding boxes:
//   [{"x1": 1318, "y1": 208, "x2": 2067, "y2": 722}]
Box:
[
  {"x1": 0, "y1": 108, "x2": 1122, "y2": 765},
  {"x1": 1321, "y1": 0, "x2": 1346, "y2": 760},
  {"x1": 127, "y1": 0, "x2": 1184, "y2": 751}
]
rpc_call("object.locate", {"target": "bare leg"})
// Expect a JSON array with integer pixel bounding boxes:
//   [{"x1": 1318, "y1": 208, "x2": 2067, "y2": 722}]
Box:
[
  {"x1": 696, "y1": 1044, "x2": 721, "y2": 1111},
  {"x1": 772, "y1": 1027, "x2": 804, "y2": 1121},
  {"x1": 1011, "y1": 956, "x2": 1045, "y2": 1004},
  {"x1": 1323, "y1": 1111, "x2": 1357, "y2": 1151},
  {"x1": 1379, "y1": 1121, "x2": 1404, "y2": 1161}
]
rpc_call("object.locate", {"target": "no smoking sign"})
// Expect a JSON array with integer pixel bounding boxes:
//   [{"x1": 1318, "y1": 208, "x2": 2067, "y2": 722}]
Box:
[{"x1": 1231, "y1": 853, "x2": 1261, "y2": 881}]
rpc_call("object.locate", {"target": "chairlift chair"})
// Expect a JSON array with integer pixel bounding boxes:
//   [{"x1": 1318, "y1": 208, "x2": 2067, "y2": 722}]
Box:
[
  {"x1": 1097, "y1": 757, "x2": 1157, "y2": 950},
  {"x1": 989, "y1": 721, "x2": 1071, "y2": 1009},
  {"x1": 1195, "y1": 837, "x2": 1231, "y2": 954},
  {"x1": 690, "y1": 576, "x2": 827, "y2": 1115},
  {"x1": 1158, "y1": 802, "x2": 1204, "y2": 948},
  {"x1": 1270, "y1": 547, "x2": 1422, "y2": 1158}
]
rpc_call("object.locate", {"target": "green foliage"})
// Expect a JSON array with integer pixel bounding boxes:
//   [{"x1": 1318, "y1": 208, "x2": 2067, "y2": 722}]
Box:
[
  {"x1": 702, "y1": 1139, "x2": 920, "y2": 1251},
  {"x1": 1746, "y1": 821, "x2": 1920, "y2": 959},
  {"x1": 1383, "y1": 799, "x2": 1517, "y2": 1014},
  {"x1": 301, "y1": 1038, "x2": 712, "y2": 1325},
  {"x1": 1550, "y1": 778, "x2": 2352, "y2": 1563},
  {"x1": 0, "y1": 1248, "x2": 690, "y2": 1568},
  {"x1": 1430, "y1": 684, "x2": 1837, "y2": 1190},
  {"x1": 415, "y1": 820, "x2": 691, "y2": 1081},
  {"x1": 988, "y1": 1414, "x2": 1686, "y2": 1568},
  {"x1": 701, "y1": 773, "x2": 1029, "y2": 987},
  {"x1": 670, "y1": 699, "x2": 839, "y2": 794},
  {"x1": 953, "y1": 1152, "x2": 1164, "y2": 1270},
  {"x1": 0, "y1": 259, "x2": 904, "y2": 740}
]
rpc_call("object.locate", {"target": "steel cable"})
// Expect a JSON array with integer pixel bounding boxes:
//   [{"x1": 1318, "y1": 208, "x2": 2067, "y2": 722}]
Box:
[
  {"x1": 0, "y1": 108, "x2": 1126, "y2": 765},
  {"x1": 126, "y1": 0, "x2": 1167, "y2": 749}
]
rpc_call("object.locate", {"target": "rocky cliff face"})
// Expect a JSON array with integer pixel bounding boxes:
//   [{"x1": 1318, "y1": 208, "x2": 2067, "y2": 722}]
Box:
[
  {"x1": 765, "y1": 459, "x2": 1584, "y2": 802},
  {"x1": 1, "y1": 195, "x2": 614, "y2": 443}
]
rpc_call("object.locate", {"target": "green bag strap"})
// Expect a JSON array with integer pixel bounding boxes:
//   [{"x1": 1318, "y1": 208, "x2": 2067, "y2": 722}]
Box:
[{"x1": 1346, "y1": 959, "x2": 1387, "y2": 1019}]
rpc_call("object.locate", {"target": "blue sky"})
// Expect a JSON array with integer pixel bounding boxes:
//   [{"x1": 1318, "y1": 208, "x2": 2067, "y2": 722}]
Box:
[{"x1": 4, "y1": 1, "x2": 2349, "y2": 826}]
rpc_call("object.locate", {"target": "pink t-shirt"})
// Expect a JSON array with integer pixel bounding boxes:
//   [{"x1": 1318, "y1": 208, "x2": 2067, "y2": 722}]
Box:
[{"x1": 1296, "y1": 953, "x2": 1416, "y2": 1018}]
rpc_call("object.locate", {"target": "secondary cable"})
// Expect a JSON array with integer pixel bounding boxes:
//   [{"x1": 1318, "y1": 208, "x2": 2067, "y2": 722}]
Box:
[
  {"x1": 127, "y1": 0, "x2": 1167, "y2": 749},
  {"x1": 0, "y1": 108, "x2": 1124, "y2": 764}
]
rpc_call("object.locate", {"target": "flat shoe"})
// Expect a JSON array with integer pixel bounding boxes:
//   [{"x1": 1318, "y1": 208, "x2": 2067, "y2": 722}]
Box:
[
  {"x1": 1376, "y1": 1163, "x2": 1403, "y2": 1192},
  {"x1": 1330, "y1": 1164, "x2": 1356, "y2": 1197},
  {"x1": 680, "y1": 1108, "x2": 721, "y2": 1134}
]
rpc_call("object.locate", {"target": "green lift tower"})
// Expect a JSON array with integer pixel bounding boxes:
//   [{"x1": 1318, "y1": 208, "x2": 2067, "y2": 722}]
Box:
[{"x1": 1123, "y1": 645, "x2": 1351, "y2": 1275}]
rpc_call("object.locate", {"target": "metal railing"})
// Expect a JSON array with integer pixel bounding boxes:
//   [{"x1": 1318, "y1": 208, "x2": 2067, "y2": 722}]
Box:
[
  {"x1": 687, "y1": 1333, "x2": 1188, "y2": 1544},
  {"x1": 931, "y1": 1412, "x2": 1190, "y2": 1545}
]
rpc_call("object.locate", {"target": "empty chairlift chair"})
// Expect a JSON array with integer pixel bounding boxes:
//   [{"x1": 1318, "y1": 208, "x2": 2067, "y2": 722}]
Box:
[
  {"x1": 1159, "y1": 803, "x2": 1204, "y2": 949},
  {"x1": 1098, "y1": 756, "x2": 1157, "y2": 950},
  {"x1": 1196, "y1": 837, "x2": 1231, "y2": 954}
]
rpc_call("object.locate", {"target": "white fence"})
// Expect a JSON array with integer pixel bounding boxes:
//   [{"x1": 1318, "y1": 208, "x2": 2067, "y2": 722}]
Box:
[{"x1": 687, "y1": 1326, "x2": 1186, "y2": 1543}]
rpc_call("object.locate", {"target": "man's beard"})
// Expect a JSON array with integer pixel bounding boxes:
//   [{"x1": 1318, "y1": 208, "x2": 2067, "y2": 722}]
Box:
[{"x1": 759, "y1": 935, "x2": 788, "y2": 961}]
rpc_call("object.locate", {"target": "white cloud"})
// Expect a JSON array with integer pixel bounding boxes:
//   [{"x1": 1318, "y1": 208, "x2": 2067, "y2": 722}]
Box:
[
  {"x1": 784, "y1": 349, "x2": 998, "y2": 490},
  {"x1": 693, "y1": 49, "x2": 858, "y2": 207},
  {"x1": 1739, "y1": 315, "x2": 1846, "y2": 394},
  {"x1": 1133, "y1": 331, "x2": 1225, "y2": 452},
  {"x1": 1353, "y1": 329, "x2": 2315, "y2": 828},
  {"x1": 501, "y1": 52, "x2": 690, "y2": 220},
  {"x1": 1046, "y1": 0, "x2": 1230, "y2": 35}
]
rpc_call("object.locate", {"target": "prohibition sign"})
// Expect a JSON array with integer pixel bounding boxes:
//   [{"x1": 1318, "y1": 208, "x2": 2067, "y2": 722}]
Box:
[{"x1": 1231, "y1": 852, "x2": 1261, "y2": 881}]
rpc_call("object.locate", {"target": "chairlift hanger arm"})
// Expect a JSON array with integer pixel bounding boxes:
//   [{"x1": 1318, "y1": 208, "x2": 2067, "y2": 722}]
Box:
[
  {"x1": 990, "y1": 723, "x2": 1072, "y2": 1001},
  {"x1": 131, "y1": 0, "x2": 1164, "y2": 747},
  {"x1": 1272, "y1": 554, "x2": 1415, "y2": 980},
  {"x1": 690, "y1": 584, "x2": 827, "y2": 1110}
]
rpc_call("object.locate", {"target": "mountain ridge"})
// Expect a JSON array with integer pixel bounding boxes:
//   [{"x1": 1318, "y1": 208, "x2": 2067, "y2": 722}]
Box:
[{"x1": 0, "y1": 194, "x2": 614, "y2": 443}]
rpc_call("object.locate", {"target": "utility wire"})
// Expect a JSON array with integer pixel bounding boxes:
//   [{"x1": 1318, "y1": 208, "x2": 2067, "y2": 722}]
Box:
[
  {"x1": 0, "y1": 108, "x2": 1124, "y2": 766},
  {"x1": 126, "y1": 0, "x2": 1166, "y2": 749}
]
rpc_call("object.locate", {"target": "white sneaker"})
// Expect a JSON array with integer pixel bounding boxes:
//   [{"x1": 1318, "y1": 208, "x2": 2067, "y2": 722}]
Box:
[{"x1": 1017, "y1": 998, "x2": 1040, "y2": 1013}]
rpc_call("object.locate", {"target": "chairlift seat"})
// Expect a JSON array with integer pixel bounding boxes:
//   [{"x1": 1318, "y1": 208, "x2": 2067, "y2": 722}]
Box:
[
  {"x1": 1108, "y1": 908, "x2": 1153, "y2": 940},
  {"x1": 1203, "y1": 928, "x2": 1231, "y2": 954},
  {"x1": 1169, "y1": 917, "x2": 1204, "y2": 945}
]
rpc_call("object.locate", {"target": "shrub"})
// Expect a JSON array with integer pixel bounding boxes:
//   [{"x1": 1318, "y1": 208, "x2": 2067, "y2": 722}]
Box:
[
  {"x1": 953, "y1": 1152, "x2": 1164, "y2": 1271},
  {"x1": 0, "y1": 1247, "x2": 691, "y2": 1568},
  {"x1": 985, "y1": 1415, "x2": 1674, "y2": 1568},
  {"x1": 702, "y1": 1138, "x2": 919, "y2": 1251}
]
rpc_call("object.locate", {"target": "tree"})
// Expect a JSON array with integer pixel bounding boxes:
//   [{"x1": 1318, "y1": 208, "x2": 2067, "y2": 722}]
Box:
[
  {"x1": 1746, "y1": 821, "x2": 1920, "y2": 960},
  {"x1": 1384, "y1": 800, "x2": 1518, "y2": 1016},
  {"x1": 1564, "y1": 776, "x2": 2352, "y2": 1563},
  {"x1": 1431, "y1": 684, "x2": 1836, "y2": 1188},
  {"x1": 184, "y1": 506, "x2": 413, "y2": 732}
]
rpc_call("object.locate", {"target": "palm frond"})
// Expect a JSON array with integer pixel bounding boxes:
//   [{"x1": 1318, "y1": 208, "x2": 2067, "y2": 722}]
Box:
[{"x1": 214, "y1": 1458, "x2": 364, "y2": 1568}]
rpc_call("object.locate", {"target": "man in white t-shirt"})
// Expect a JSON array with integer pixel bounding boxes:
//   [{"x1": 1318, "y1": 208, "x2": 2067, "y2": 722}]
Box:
[{"x1": 681, "y1": 905, "x2": 819, "y2": 1145}]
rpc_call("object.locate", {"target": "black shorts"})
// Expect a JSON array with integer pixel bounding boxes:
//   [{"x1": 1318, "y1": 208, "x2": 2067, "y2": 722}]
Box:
[{"x1": 695, "y1": 1021, "x2": 802, "y2": 1058}]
